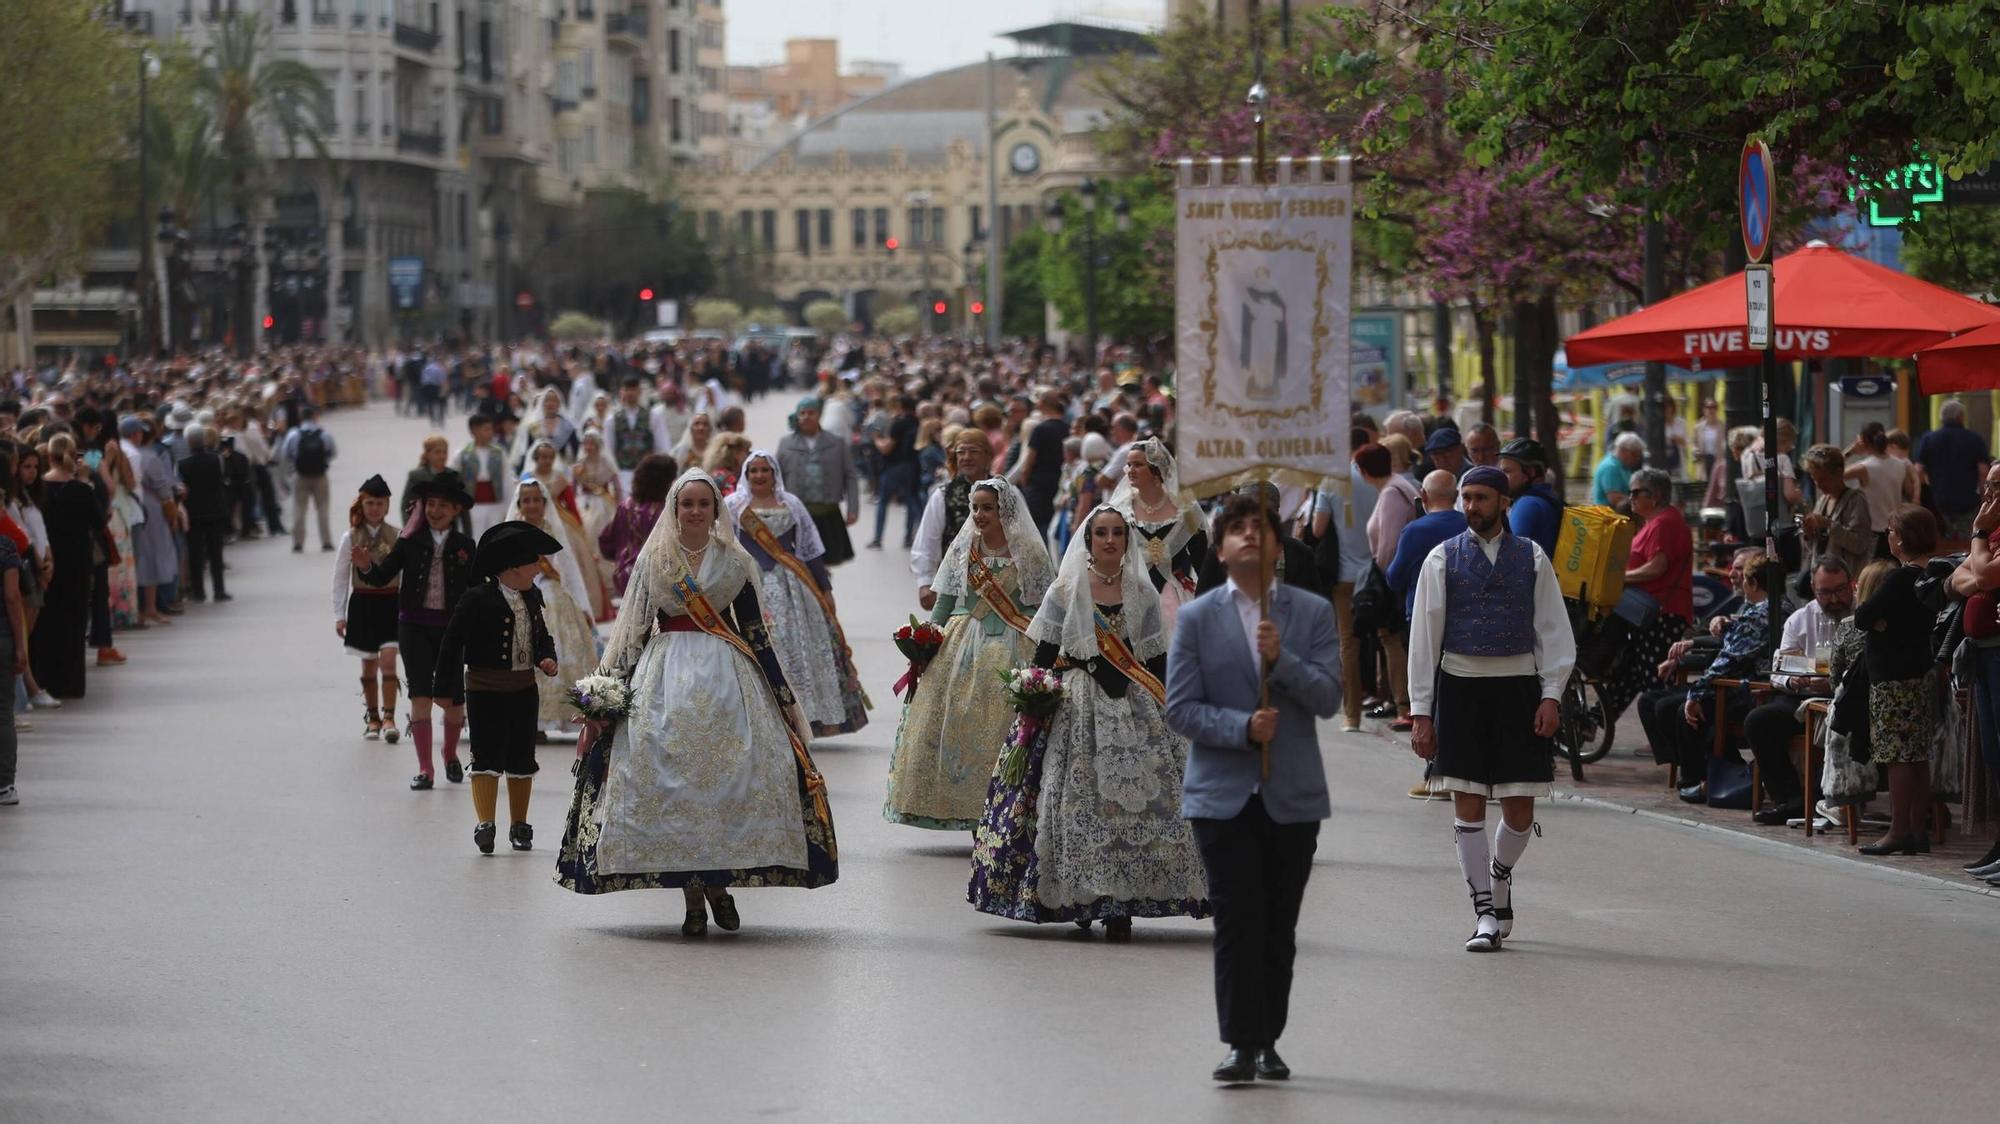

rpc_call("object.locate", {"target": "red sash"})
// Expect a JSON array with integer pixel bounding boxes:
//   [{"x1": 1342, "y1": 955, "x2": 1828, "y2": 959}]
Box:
[
  {"x1": 966, "y1": 547, "x2": 1034, "y2": 636},
  {"x1": 1091, "y1": 607, "x2": 1167, "y2": 706}
]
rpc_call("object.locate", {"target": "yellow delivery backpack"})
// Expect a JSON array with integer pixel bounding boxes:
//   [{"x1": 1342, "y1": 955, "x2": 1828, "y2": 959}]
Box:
[{"x1": 1553, "y1": 504, "x2": 1635, "y2": 614}]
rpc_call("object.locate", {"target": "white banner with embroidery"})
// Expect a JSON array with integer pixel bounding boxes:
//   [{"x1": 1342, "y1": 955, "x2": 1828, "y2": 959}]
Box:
[{"x1": 1173, "y1": 156, "x2": 1353, "y2": 497}]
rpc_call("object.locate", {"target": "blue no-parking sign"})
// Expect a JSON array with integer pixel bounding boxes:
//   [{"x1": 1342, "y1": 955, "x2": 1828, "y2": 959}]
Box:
[{"x1": 1740, "y1": 140, "x2": 1774, "y2": 264}]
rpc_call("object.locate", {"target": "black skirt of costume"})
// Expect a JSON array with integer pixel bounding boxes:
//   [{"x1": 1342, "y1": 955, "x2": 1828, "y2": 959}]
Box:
[
  {"x1": 342, "y1": 590, "x2": 400, "y2": 654},
  {"x1": 31, "y1": 479, "x2": 101, "y2": 699},
  {"x1": 1429, "y1": 671, "x2": 1554, "y2": 798},
  {"x1": 806, "y1": 504, "x2": 855, "y2": 567}
]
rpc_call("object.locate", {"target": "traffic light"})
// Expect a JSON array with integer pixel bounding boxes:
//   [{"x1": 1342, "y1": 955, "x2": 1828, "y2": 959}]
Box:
[
  {"x1": 262, "y1": 315, "x2": 275, "y2": 330},
  {"x1": 970, "y1": 301, "x2": 986, "y2": 316},
  {"x1": 638, "y1": 287, "x2": 655, "y2": 301},
  {"x1": 884, "y1": 236, "x2": 899, "y2": 253},
  {"x1": 932, "y1": 300, "x2": 948, "y2": 316}
]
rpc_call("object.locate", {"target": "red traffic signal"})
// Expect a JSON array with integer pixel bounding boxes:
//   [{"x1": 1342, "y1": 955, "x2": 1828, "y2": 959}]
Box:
[
  {"x1": 932, "y1": 301, "x2": 948, "y2": 315},
  {"x1": 884, "y1": 236, "x2": 899, "y2": 252},
  {"x1": 262, "y1": 315, "x2": 275, "y2": 329},
  {"x1": 970, "y1": 301, "x2": 985, "y2": 315},
  {"x1": 638, "y1": 287, "x2": 655, "y2": 301}
]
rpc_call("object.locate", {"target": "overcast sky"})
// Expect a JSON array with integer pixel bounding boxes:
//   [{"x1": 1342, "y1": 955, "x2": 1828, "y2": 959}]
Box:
[{"x1": 724, "y1": 0, "x2": 1164, "y2": 78}]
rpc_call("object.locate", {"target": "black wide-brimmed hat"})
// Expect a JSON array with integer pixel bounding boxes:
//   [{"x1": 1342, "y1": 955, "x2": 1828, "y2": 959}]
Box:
[
  {"x1": 358, "y1": 474, "x2": 392, "y2": 498},
  {"x1": 414, "y1": 468, "x2": 475, "y2": 509},
  {"x1": 475, "y1": 519, "x2": 564, "y2": 576}
]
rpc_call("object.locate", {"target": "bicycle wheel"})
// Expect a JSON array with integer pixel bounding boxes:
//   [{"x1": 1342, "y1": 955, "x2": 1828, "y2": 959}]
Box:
[{"x1": 1569, "y1": 678, "x2": 1615, "y2": 764}]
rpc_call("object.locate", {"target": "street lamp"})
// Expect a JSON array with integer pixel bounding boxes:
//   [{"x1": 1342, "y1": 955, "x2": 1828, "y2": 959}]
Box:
[
  {"x1": 155, "y1": 207, "x2": 180, "y2": 354},
  {"x1": 1043, "y1": 177, "x2": 1130, "y2": 364},
  {"x1": 136, "y1": 49, "x2": 161, "y2": 357},
  {"x1": 906, "y1": 189, "x2": 936, "y2": 335}
]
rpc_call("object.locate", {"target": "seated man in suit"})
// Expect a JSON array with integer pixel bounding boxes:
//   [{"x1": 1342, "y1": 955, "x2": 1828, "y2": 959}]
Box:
[{"x1": 1167, "y1": 493, "x2": 1340, "y2": 1085}]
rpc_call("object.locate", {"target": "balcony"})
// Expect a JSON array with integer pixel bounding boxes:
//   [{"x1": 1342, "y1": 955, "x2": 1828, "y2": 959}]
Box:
[
  {"x1": 606, "y1": 9, "x2": 648, "y2": 45},
  {"x1": 551, "y1": 96, "x2": 580, "y2": 114},
  {"x1": 396, "y1": 129, "x2": 444, "y2": 157},
  {"x1": 393, "y1": 22, "x2": 439, "y2": 53}
]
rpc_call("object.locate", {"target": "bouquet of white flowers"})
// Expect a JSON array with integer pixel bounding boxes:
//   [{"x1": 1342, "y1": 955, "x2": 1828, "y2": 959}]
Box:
[{"x1": 566, "y1": 673, "x2": 631, "y2": 723}]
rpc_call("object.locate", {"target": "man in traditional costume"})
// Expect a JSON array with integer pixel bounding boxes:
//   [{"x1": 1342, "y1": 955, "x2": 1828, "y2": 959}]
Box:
[
  {"x1": 457, "y1": 413, "x2": 509, "y2": 540},
  {"x1": 609, "y1": 375, "x2": 657, "y2": 492},
  {"x1": 910, "y1": 427, "x2": 994, "y2": 610},
  {"x1": 1406, "y1": 465, "x2": 1575, "y2": 952}
]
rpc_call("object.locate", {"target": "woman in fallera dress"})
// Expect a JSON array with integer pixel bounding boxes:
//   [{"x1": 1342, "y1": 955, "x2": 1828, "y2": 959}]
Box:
[
  {"x1": 505, "y1": 477, "x2": 602, "y2": 737},
  {"x1": 571, "y1": 427, "x2": 622, "y2": 545},
  {"x1": 886, "y1": 478, "x2": 1054, "y2": 830},
  {"x1": 557, "y1": 469, "x2": 838, "y2": 936},
  {"x1": 1110, "y1": 438, "x2": 1207, "y2": 633},
  {"x1": 526, "y1": 438, "x2": 614, "y2": 621},
  {"x1": 726, "y1": 450, "x2": 869, "y2": 737},
  {"x1": 969, "y1": 504, "x2": 1210, "y2": 938}
]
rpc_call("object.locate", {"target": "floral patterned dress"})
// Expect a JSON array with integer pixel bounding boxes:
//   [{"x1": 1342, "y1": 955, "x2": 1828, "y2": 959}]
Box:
[
  {"x1": 107, "y1": 481, "x2": 140, "y2": 628},
  {"x1": 968, "y1": 605, "x2": 1211, "y2": 923}
]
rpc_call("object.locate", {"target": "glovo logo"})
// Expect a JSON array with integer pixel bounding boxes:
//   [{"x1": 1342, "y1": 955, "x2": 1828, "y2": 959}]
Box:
[{"x1": 1563, "y1": 514, "x2": 1587, "y2": 574}]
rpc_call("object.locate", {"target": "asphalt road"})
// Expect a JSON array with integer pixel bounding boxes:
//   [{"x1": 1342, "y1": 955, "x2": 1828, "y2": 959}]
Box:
[{"x1": 5, "y1": 394, "x2": 1998, "y2": 1123}]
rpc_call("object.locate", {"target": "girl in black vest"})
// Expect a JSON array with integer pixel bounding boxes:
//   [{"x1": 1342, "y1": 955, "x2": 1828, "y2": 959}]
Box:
[{"x1": 333, "y1": 475, "x2": 401, "y2": 742}]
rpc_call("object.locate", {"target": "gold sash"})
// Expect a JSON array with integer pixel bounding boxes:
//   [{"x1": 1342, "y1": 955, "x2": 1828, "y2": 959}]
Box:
[
  {"x1": 738, "y1": 506, "x2": 871, "y2": 710},
  {"x1": 1090, "y1": 607, "x2": 1167, "y2": 706},
  {"x1": 670, "y1": 571, "x2": 837, "y2": 858},
  {"x1": 966, "y1": 547, "x2": 1035, "y2": 636}
]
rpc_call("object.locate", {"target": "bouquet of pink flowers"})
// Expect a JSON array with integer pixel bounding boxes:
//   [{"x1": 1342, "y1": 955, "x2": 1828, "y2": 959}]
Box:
[
  {"x1": 999, "y1": 665, "x2": 1064, "y2": 718},
  {"x1": 994, "y1": 666, "x2": 1064, "y2": 787}
]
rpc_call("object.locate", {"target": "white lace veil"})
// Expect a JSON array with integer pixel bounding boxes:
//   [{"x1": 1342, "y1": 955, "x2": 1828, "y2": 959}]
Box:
[
  {"x1": 504, "y1": 477, "x2": 593, "y2": 618},
  {"x1": 1108, "y1": 435, "x2": 1202, "y2": 575},
  {"x1": 931, "y1": 477, "x2": 1053, "y2": 606},
  {"x1": 1026, "y1": 504, "x2": 1168, "y2": 662},
  {"x1": 724, "y1": 448, "x2": 827, "y2": 562},
  {"x1": 596, "y1": 468, "x2": 753, "y2": 677},
  {"x1": 512, "y1": 387, "x2": 573, "y2": 464}
]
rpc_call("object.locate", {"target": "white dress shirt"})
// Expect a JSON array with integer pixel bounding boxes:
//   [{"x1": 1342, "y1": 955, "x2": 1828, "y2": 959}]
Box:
[
  {"x1": 1222, "y1": 576, "x2": 1268, "y2": 677},
  {"x1": 1772, "y1": 600, "x2": 1841, "y2": 693},
  {"x1": 1406, "y1": 528, "x2": 1575, "y2": 718},
  {"x1": 910, "y1": 488, "x2": 948, "y2": 588}
]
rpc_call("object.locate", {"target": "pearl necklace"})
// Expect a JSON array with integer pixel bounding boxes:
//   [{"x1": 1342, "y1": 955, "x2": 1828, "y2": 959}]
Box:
[
  {"x1": 1133, "y1": 492, "x2": 1175, "y2": 520},
  {"x1": 1088, "y1": 561, "x2": 1122, "y2": 585}
]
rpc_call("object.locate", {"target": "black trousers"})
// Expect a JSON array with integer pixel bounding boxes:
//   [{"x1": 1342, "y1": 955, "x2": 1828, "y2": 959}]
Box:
[
  {"x1": 1641, "y1": 689, "x2": 1749, "y2": 783},
  {"x1": 89, "y1": 560, "x2": 112, "y2": 648},
  {"x1": 465, "y1": 687, "x2": 539, "y2": 777},
  {"x1": 1189, "y1": 795, "x2": 1320, "y2": 1048},
  {"x1": 254, "y1": 465, "x2": 283, "y2": 533},
  {"x1": 185, "y1": 520, "x2": 226, "y2": 598},
  {"x1": 1744, "y1": 694, "x2": 1809, "y2": 805}
]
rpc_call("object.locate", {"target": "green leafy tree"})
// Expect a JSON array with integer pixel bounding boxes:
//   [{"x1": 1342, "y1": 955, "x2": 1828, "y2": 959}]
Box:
[
  {"x1": 803, "y1": 298, "x2": 847, "y2": 335},
  {"x1": 874, "y1": 305, "x2": 921, "y2": 337},
  {"x1": 745, "y1": 305, "x2": 789, "y2": 329},
  {"x1": 532, "y1": 187, "x2": 714, "y2": 333},
  {"x1": 1001, "y1": 227, "x2": 1049, "y2": 339},
  {"x1": 0, "y1": 0, "x2": 125, "y2": 309},
  {"x1": 549, "y1": 311, "x2": 610, "y2": 341},
  {"x1": 1037, "y1": 175, "x2": 1175, "y2": 346},
  {"x1": 1901, "y1": 206, "x2": 2000, "y2": 298},
  {"x1": 691, "y1": 298, "x2": 744, "y2": 336}
]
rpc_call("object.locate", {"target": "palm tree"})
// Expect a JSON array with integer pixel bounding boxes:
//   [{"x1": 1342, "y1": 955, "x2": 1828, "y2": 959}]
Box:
[
  {"x1": 191, "y1": 12, "x2": 333, "y2": 350},
  {"x1": 196, "y1": 12, "x2": 333, "y2": 217}
]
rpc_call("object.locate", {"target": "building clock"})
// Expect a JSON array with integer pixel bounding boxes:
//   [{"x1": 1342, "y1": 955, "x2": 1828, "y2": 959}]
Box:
[{"x1": 1009, "y1": 143, "x2": 1041, "y2": 175}]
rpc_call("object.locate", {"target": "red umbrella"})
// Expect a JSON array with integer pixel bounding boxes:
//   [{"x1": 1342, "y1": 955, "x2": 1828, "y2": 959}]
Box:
[
  {"x1": 1917, "y1": 321, "x2": 2000, "y2": 392},
  {"x1": 1565, "y1": 241, "x2": 2000, "y2": 370}
]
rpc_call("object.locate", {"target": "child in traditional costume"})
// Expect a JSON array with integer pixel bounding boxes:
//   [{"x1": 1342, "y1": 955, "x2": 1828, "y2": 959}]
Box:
[{"x1": 331, "y1": 475, "x2": 402, "y2": 742}]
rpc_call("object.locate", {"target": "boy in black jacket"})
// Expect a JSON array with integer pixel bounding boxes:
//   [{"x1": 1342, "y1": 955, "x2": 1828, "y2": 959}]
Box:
[
  {"x1": 435, "y1": 521, "x2": 561, "y2": 855},
  {"x1": 352, "y1": 469, "x2": 479, "y2": 790}
]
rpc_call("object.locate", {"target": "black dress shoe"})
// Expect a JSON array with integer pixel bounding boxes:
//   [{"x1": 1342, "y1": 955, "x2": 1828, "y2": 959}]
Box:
[
  {"x1": 215, "y1": 592, "x2": 234, "y2": 603},
  {"x1": 509, "y1": 822, "x2": 533, "y2": 852},
  {"x1": 1677, "y1": 783, "x2": 1707, "y2": 804},
  {"x1": 1254, "y1": 1048, "x2": 1290, "y2": 1080},
  {"x1": 1212, "y1": 1048, "x2": 1256, "y2": 1083},
  {"x1": 1753, "y1": 799, "x2": 1803, "y2": 826},
  {"x1": 444, "y1": 760, "x2": 464, "y2": 784},
  {"x1": 474, "y1": 821, "x2": 497, "y2": 855},
  {"x1": 1962, "y1": 839, "x2": 2000, "y2": 872},
  {"x1": 409, "y1": 773, "x2": 434, "y2": 791},
  {"x1": 1858, "y1": 834, "x2": 1924, "y2": 856}
]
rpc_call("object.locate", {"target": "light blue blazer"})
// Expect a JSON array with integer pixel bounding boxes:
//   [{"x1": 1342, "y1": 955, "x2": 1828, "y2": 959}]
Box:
[{"x1": 1167, "y1": 582, "x2": 1340, "y2": 823}]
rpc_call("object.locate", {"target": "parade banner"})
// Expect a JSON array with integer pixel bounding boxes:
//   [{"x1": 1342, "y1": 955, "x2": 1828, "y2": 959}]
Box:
[{"x1": 1174, "y1": 155, "x2": 1353, "y2": 496}]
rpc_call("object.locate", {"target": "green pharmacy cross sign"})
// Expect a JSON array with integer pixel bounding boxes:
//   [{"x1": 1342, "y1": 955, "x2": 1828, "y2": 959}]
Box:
[{"x1": 1851, "y1": 157, "x2": 1945, "y2": 227}]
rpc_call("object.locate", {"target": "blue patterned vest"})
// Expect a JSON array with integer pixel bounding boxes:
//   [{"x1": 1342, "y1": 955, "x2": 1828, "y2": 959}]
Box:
[
  {"x1": 1441, "y1": 530, "x2": 1537, "y2": 657},
  {"x1": 612, "y1": 409, "x2": 652, "y2": 470}
]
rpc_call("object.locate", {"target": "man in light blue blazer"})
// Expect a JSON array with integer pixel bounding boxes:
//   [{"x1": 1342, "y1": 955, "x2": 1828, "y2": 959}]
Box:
[{"x1": 1167, "y1": 493, "x2": 1340, "y2": 1084}]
